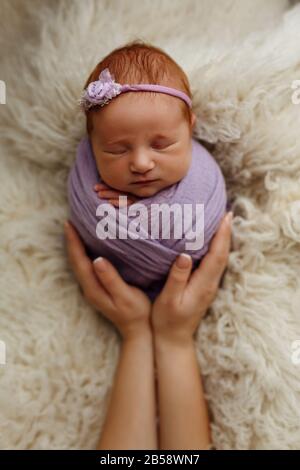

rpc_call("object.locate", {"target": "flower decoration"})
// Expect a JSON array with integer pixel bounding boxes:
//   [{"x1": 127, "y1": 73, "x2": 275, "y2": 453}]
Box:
[{"x1": 78, "y1": 68, "x2": 122, "y2": 110}]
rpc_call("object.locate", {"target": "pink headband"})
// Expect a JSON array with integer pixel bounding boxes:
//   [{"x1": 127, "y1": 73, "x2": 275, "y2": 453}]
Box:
[{"x1": 78, "y1": 67, "x2": 192, "y2": 111}]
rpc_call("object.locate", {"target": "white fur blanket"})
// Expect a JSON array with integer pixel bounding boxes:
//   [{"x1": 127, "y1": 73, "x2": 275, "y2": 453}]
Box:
[{"x1": 1, "y1": 0, "x2": 300, "y2": 450}]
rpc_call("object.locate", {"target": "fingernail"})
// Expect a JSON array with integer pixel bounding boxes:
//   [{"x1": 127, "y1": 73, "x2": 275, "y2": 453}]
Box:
[
  {"x1": 93, "y1": 256, "x2": 107, "y2": 271},
  {"x1": 225, "y1": 212, "x2": 233, "y2": 226},
  {"x1": 176, "y1": 253, "x2": 191, "y2": 268}
]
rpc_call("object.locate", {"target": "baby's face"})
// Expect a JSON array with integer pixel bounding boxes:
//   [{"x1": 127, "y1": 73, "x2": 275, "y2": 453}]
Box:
[{"x1": 90, "y1": 93, "x2": 196, "y2": 198}]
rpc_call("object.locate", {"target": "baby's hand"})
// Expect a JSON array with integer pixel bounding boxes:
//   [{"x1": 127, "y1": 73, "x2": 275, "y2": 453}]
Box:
[{"x1": 94, "y1": 183, "x2": 138, "y2": 207}]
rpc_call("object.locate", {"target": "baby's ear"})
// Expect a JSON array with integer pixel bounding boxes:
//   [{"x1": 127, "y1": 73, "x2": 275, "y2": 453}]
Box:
[{"x1": 191, "y1": 112, "x2": 197, "y2": 129}]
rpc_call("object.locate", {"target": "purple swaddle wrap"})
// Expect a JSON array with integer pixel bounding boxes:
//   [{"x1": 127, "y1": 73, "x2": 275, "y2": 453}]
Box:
[{"x1": 67, "y1": 136, "x2": 227, "y2": 301}]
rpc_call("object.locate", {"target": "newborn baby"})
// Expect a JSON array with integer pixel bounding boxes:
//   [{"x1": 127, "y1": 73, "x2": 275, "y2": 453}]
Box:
[{"x1": 68, "y1": 42, "x2": 227, "y2": 301}]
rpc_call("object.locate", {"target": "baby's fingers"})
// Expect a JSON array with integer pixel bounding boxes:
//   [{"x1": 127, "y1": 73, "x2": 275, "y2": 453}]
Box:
[
  {"x1": 96, "y1": 188, "x2": 124, "y2": 199},
  {"x1": 108, "y1": 198, "x2": 136, "y2": 207},
  {"x1": 94, "y1": 183, "x2": 109, "y2": 190}
]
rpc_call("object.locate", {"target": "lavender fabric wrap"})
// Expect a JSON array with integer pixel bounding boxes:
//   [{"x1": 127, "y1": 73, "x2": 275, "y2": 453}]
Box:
[{"x1": 67, "y1": 136, "x2": 227, "y2": 301}]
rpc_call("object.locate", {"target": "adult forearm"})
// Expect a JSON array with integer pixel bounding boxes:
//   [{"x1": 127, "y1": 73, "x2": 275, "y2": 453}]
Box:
[
  {"x1": 154, "y1": 336, "x2": 212, "y2": 450},
  {"x1": 97, "y1": 329, "x2": 158, "y2": 450}
]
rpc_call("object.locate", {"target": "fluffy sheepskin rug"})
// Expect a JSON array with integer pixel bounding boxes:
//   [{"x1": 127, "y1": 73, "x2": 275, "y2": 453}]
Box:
[{"x1": 0, "y1": 0, "x2": 300, "y2": 450}]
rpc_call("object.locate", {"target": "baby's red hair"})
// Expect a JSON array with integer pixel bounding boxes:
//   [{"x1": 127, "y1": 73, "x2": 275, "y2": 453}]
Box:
[{"x1": 82, "y1": 39, "x2": 194, "y2": 136}]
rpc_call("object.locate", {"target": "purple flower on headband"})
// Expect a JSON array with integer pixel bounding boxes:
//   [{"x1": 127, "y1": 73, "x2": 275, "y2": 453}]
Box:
[{"x1": 79, "y1": 68, "x2": 122, "y2": 110}]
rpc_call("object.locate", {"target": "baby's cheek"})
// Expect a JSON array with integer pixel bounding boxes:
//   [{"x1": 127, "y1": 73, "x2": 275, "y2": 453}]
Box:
[{"x1": 101, "y1": 164, "x2": 128, "y2": 190}]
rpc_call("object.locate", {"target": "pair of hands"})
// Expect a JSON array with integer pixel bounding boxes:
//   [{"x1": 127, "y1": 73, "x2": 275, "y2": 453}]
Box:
[{"x1": 64, "y1": 206, "x2": 233, "y2": 344}]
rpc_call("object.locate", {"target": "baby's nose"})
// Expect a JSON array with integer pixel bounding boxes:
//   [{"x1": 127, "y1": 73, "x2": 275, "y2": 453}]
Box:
[{"x1": 129, "y1": 153, "x2": 155, "y2": 173}]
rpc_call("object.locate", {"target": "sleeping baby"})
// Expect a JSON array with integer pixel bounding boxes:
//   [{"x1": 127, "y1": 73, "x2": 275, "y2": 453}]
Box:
[{"x1": 67, "y1": 41, "x2": 228, "y2": 301}]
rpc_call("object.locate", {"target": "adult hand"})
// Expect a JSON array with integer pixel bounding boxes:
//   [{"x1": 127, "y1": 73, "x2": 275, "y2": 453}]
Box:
[
  {"x1": 151, "y1": 212, "x2": 233, "y2": 346},
  {"x1": 64, "y1": 221, "x2": 152, "y2": 340}
]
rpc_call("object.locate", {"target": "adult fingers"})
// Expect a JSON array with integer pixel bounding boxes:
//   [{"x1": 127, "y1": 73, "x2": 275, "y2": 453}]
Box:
[
  {"x1": 189, "y1": 212, "x2": 232, "y2": 293},
  {"x1": 92, "y1": 256, "x2": 133, "y2": 304},
  {"x1": 159, "y1": 253, "x2": 193, "y2": 303},
  {"x1": 64, "y1": 221, "x2": 112, "y2": 311},
  {"x1": 64, "y1": 221, "x2": 91, "y2": 282}
]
